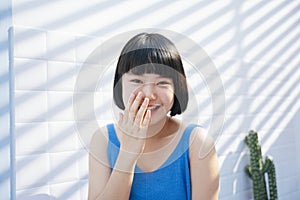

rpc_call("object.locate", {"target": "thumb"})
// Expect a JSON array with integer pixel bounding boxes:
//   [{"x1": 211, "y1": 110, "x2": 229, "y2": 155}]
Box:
[{"x1": 118, "y1": 112, "x2": 124, "y2": 124}]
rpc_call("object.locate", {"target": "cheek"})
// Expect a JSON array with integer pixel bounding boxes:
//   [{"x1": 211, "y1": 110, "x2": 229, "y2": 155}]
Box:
[
  {"x1": 159, "y1": 89, "x2": 174, "y2": 105},
  {"x1": 122, "y1": 88, "x2": 131, "y2": 106},
  {"x1": 122, "y1": 84, "x2": 138, "y2": 106},
  {"x1": 122, "y1": 92, "x2": 130, "y2": 106}
]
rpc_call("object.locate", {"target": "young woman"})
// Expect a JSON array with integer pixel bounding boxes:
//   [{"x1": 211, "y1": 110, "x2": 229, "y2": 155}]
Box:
[{"x1": 88, "y1": 33, "x2": 219, "y2": 200}]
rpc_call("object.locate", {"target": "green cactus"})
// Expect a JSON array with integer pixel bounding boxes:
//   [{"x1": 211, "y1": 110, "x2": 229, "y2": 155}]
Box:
[{"x1": 245, "y1": 130, "x2": 278, "y2": 200}]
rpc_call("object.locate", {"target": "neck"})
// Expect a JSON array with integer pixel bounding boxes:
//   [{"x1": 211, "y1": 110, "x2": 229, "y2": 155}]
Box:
[{"x1": 146, "y1": 116, "x2": 171, "y2": 139}]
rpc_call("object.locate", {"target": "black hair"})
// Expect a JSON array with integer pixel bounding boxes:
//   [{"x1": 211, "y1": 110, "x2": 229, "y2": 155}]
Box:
[{"x1": 113, "y1": 33, "x2": 188, "y2": 116}]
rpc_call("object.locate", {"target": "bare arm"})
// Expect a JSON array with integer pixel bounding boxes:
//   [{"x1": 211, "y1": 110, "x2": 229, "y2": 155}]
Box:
[
  {"x1": 88, "y1": 129, "x2": 137, "y2": 200},
  {"x1": 190, "y1": 128, "x2": 219, "y2": 200},
  {"x1": 88, "y1": 92, "x2": 151, "y2": 200}
]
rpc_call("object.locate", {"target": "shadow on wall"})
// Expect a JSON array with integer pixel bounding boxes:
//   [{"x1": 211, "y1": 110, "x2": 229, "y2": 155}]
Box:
[
  {"x1": 19, "y1": 194, "x2": 56, "y2": 200},
  {"x1": 218, "y1": 142, "x2": 252, "y2": 198},
  {"x1": 2, "y1": 0, "x2": 298, "y2": 199}
]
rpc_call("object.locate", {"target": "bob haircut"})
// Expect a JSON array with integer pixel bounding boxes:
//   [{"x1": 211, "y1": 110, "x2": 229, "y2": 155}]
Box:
[{"x1": 113, "y1": 33, "x2": 188, "y2": 116}]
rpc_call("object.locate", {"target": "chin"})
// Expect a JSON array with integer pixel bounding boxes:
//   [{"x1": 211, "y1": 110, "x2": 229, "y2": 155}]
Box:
[{"x1": 149, "y1": 112, "x2": 169, "y2": 125}]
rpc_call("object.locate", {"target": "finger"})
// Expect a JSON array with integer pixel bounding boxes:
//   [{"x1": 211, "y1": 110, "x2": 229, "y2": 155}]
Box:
[
  {"x1": 123, "y1": 92, "x2": 136, "y2": 125},
  {"x1": 141, "y1": 109, "x2": 151, "y2": 128},
  {"x1": 122, "y1": 109, "x2": 129, "y2": 124},
  {"x1": 118, "y1": 112, "x2": 124, "y2": 124},
  {"x1": 117, "y1": 112, "x2": 126, "y2": 133},
  {"x1": 129, "y1": 92, "x2": 144, "y2": 122},
  {"x1": 126, "y1": 92, "x2": 136, "y2": 110},
  {"x1": 134, "y1": 97, "x2": 149, "y2": 126}
]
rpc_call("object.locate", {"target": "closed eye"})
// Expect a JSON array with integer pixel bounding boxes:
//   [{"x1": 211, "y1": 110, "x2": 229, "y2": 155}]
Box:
[
  {"x1": 130, "y1": 79, "x2": 143, "y2": 84},
  {"x1": 157, "y1": 81, "x2": 171, "y2": 85}
]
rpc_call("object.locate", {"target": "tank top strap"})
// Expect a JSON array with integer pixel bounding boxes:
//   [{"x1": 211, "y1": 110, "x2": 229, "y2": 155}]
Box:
[
  {"x1": 182, "y1": 123, "x2": 199, "y2": 142},
  {"x1": 107, "y1": 123, "x2": 120, "y2": 147},
  {"x1": 177, "y1": 124, "x2": 200, "y2": 150},
  {"x1": 160, "y1": 124, "x2": 200, "y2": 169},
  {"x1": 106, "y1": 124, "x2": 120, "y2": 169}
]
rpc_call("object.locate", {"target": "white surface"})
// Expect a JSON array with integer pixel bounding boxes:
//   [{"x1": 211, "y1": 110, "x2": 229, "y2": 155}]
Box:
[{"x1": 8, "y1": 0, "x2": 300, "y2": 199}]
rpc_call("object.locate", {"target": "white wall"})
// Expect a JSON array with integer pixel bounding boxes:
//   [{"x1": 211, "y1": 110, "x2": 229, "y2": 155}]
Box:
[
  {"x1": 0, "y1": 0, "x2": 13, "y2": 199},
  {"x1": 3, "y1": 0, "x2": 300, "y2": 199}
]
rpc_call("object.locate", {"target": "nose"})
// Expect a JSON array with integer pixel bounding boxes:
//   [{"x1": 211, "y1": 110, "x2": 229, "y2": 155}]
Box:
[{"x1": 141, "y1": 83, "x2": 156, "y2": 100}]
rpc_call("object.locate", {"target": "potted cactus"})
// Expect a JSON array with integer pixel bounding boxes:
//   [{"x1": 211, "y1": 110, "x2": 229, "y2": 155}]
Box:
[{"x1": 245, "y1": 130, "x2": 278, "y2": 200}]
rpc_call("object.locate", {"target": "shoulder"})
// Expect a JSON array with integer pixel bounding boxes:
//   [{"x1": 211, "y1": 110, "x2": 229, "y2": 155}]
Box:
[
  {"x1": 189, "y1": 126, "x2": 215, "y2": 159},
  {"x1": 89, "y1": 125, "x2": 110, "y2": 156},
  {"x1": 90, "y1": 125, "x2": 109, "y2": 144}
]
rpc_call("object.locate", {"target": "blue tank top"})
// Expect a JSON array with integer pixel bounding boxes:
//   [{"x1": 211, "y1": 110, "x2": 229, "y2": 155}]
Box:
[{"x1": 106, "y1": 124, "x2": 198, "y2": 200}]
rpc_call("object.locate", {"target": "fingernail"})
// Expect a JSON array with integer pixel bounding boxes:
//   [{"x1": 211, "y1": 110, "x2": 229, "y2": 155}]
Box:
[{"x1": 143, "y1": 98, "x2": 149, "y2": 104}]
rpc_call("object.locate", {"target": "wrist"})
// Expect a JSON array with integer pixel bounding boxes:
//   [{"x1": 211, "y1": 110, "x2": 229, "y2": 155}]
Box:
[{"x1": 114, "y1": 151, "x2": 138, "y2": 173}]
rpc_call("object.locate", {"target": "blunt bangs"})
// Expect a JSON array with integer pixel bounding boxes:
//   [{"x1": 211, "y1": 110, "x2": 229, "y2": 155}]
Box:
[{"x1": 118, "y1": 47, "x2": 182, "y2": 74}]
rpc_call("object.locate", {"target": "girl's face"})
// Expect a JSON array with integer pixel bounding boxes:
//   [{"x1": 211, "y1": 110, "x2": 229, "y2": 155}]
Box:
[{"x1": 122, "y1": 72, "x2": 175, "y2": 125}]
